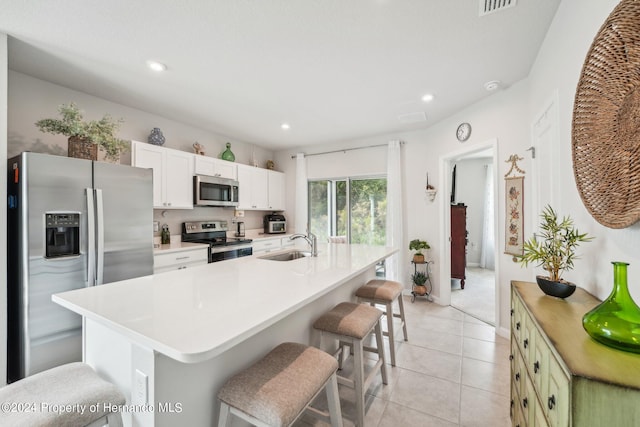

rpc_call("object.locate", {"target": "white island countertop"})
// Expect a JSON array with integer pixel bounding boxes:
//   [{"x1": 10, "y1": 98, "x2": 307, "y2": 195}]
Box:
[{"x1": 53, "y1": 243, "x2": 396, "y2": 364}]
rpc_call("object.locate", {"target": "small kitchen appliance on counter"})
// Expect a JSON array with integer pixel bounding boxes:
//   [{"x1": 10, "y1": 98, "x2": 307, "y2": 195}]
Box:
[
  {"x1": 182, "y1": 220, "x2": 252, "y2": 262},
  {"x1": 236, "y1": 221, "x2": 245, "y2": 237},
  {"x1": 264, "y1": 213, "x2": 286, "y2": 234}
]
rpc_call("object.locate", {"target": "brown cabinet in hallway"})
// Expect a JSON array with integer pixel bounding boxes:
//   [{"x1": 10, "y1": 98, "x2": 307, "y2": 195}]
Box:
[{"x1": 451, "y1": 204, "x2": 467, "y2": 289}]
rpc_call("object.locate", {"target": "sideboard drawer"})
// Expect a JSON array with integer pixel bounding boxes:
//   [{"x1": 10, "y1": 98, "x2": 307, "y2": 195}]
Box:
[
  {"x1": 510, "y1": 281, "x2": 640, "y2": 427},
  {"x1": 546, "y1": 353, "x2": 569, "y2": 427}
]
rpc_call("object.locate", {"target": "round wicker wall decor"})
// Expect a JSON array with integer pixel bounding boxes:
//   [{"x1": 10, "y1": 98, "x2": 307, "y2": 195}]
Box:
[{"x1": 572, "y1": 0, "x2": 640, "y2": 229}]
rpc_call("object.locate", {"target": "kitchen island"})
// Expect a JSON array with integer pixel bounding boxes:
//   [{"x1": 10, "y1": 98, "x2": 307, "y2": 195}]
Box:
[{"x1": 53, "y1": 243, "x2": 396, "y2": 427}]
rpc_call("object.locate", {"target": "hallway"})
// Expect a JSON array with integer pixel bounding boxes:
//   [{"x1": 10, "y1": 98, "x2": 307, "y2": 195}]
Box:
[{"x1": 450, "y1": 267, "x2": 496, "y2": 325}]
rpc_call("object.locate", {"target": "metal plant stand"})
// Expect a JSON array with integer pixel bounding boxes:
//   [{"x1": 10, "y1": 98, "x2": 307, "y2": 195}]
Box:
[{"x1": 411, "y1": 260, "x2": 433, "y2": 302}]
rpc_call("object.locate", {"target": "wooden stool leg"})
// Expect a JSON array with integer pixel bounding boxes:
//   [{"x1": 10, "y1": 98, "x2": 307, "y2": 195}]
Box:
[
  {"x1": 375, "y1": 321, "x2": 388, "y2": 385},
  {"x1": 353, "y1": 340, "x2": 366, "y2": 427},
  {"x1": 385, "y1": 301, "x2": 397, "y2": 366},
  {"x1": 397, "y1": 294, "x2": 409, "y2": 341},
  {"x1": 325, "y1": 373, "x2": 344, "y2": 427},
  {"x1": 218, "y1": 402, "x2": 231, "y2": 427}
]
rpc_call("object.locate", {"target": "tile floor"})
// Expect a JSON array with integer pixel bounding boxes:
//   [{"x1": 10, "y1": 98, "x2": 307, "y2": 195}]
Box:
[
  {"x1": 297, "y1": 296, "x2": 511, "y2": 427},
  {"x1": 451, "y1": 267, "x2": 496, "y2": 326}
]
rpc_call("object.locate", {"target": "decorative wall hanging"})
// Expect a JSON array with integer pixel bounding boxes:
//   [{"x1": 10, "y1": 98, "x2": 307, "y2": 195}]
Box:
[
  {"x1": 505, "y1": 154, "x2": 525, "y2": 257},
  {"x1": 425, "y1": 173, "x2": 437, "y2": 202},
  {"x1": 572, "y1": 0, "x2": 640, "y2": 229}
]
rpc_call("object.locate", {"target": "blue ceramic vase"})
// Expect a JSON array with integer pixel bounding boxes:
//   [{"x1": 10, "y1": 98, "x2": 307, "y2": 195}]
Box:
[{"x1": 148, "y1": 127, "x2": 165, "y2": 145}]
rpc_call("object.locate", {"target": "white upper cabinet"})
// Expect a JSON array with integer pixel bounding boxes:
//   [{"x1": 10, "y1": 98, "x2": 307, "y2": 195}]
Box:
[
  {"x1": 267, "y1": 170, "x2": 285, "y2": 211},
  {"x1": 194, "y1": 156, "x2": 237, "y2": 180},
  {"x1": 132, "y1": 141, "x2": 194, "y2": 209},
  {"x1": 237, "y1": 166, "x2": 286, "y2": 211},
  {"x1": 237, "y1": 164, "x2": 269, "y2": 210}
]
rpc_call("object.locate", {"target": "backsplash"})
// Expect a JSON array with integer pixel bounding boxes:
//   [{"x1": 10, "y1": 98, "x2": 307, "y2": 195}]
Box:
[{"x1": 152, "y1": 208, "x2": 276, "y2": 240}]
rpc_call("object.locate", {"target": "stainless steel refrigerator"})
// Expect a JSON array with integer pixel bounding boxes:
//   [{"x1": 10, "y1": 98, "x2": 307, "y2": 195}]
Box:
[{"x1": 7, "y1": 152, "x2": 154, "y2": 383}]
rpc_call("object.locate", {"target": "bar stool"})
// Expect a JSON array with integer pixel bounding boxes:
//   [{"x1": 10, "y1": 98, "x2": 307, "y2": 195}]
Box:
[
  {"x1": 313, "y1": 302, "x2": 388, "y2": 427},
  {"x1": 355, "y1": 279, "x2": 408, "y2": 367},
  {"x1": 0, "y1": 362, "x2": 125, "y2": 427},
  {"x1": 217, "y1": 342, "x2": 343, "y2": 427}
]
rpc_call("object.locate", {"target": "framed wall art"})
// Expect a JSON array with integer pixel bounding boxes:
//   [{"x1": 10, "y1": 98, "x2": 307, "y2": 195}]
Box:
[{"x1": 505, "y1": 155, "x2": 525, "y2": 257}]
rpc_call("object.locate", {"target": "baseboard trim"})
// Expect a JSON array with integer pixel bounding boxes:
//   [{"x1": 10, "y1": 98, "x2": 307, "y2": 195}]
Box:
[{"x1": 496, "y1": 326, "x2": 510, "y2": 339}]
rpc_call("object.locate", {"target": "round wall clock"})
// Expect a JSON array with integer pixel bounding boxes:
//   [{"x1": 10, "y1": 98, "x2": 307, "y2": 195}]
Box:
[{"x1": 456, "y1": 122, "x2": 471, "y2": 142}]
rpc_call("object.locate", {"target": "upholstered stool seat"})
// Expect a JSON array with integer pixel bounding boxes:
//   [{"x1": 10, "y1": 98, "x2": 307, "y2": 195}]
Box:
[
  {"x1": 313, "y1": 302, "x2": 387, "y2": 427},
  {"x1": 355, "y1": 279, "x2": 408, "y2": 366},
  {"x1": 0, "y1": 362, "x2": 125, "y2": 427},
  {"x1": 217, "y1": 342, "x2": 343, "y2": 427}
]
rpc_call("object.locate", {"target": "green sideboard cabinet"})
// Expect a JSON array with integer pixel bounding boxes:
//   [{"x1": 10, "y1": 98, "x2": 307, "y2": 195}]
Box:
[{"x1": 510, "y1": 281, "x2": 640, "y2": 427}]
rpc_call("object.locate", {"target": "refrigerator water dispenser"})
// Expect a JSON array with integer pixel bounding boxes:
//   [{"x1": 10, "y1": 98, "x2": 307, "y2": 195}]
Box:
[{"x1": 45, "y1": 213, "x2": 80, "y2": 259}]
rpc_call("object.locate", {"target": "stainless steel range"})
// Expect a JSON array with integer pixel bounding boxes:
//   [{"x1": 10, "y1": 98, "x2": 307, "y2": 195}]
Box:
[{"x1": 182, "y1": 220, "x2": 252, "y2": 262}]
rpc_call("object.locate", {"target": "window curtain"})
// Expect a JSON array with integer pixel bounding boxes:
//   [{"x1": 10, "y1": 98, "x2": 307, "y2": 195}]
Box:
[
  {"x1": 385, "y1": 141, "x2": 405, "y2": 283},
  {"x1": 295, "y1": 153, "x2": 308, "y2": 234},
  {"x1": 480, "y1": 164, "x2": 495, "y2": 270}
]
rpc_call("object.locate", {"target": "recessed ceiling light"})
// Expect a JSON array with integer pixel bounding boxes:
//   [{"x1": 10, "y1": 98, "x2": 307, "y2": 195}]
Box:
[
  {"x1": 484, "y1": 80, "x2": 501, "y2": 91},
  {"x1": 146, "y1": 60, "x2": 167, "y2": 72},
  {"x1": 281, "y1": 123, "x2": 291, "y2": 130},
  {"x1": 421, "y1": 93, "x2": 435, "y2": 103}
]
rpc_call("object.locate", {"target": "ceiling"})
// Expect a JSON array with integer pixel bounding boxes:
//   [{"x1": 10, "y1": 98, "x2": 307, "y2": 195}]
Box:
[{"x1": 0, "y1": 0, "x2": 561, "y2": 151}]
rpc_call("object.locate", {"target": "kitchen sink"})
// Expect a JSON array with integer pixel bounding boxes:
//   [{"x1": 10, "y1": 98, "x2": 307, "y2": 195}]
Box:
[{"x1": 258, "y1": 250, "x2": 312, "y2": 261}]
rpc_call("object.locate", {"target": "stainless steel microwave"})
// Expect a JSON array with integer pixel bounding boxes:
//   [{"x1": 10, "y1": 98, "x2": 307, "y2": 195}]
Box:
[{"x1": 194, "y1": 175, "x2": 239, "y2": 207}]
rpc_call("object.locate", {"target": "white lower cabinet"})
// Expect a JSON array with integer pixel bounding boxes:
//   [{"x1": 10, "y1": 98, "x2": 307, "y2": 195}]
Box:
[
  {"x1": 511, "y1": 281, "x2": 640, "y2": 427},
  {"x1": 252, "y1": 235, "x2": 293, "y2": 255},
  {"x1": 154, "y1": 247, "x2": 208, "y2": 274}
]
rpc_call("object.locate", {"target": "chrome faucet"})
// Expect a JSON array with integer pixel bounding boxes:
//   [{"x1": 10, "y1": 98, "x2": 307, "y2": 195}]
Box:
[{"x1": 290, "y1": 232, "x2": 318, "y2": 256}]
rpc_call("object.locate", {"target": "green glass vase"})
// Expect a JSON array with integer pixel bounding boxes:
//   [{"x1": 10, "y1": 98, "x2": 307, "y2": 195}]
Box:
[
  {"x1": 582, "y1": 262, "x2": 640, "y2": 353},
  {"x1": 221, "y1": 142, "x2": 235, "y2": 162}
]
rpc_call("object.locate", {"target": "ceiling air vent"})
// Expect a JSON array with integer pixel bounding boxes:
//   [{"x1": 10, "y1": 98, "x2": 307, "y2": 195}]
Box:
[
  {"x1": 480, "y1": 0, "x2": 517, "y2": 17},
  {"x1": 397, "y1": 112, "x2": 427, "y2": 124}
]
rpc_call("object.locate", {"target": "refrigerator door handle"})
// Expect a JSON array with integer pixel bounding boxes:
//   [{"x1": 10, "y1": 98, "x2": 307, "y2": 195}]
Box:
[
  {"x1": 95, "y1": 188, "x2": 105, "y2": 286},
  {"x1": 86, "y1": 188, "x2": 96, "y2": 286}
]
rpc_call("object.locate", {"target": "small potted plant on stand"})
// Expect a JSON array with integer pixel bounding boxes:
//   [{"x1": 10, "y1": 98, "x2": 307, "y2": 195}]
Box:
[
  {"x1": 409, "y1": 239, "x2": 430, "y2": 263},
  {"x1": 517, "y1": 205, "x2": 593, "y2": 298},
  {"x1": 35, "y1": 102, "x2": 129, "y2": 162}
]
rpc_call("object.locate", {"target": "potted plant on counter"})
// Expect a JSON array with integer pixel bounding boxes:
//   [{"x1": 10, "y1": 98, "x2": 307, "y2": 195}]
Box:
[
  {"x1": 409, "y1": 238, "x2": 430, "y2": 263},
  {"x1": 35, "y1": 102, "x2": 129, "y2": 162},
  {"x1": 517, "y1": 205, "x2": 593, "y2": 298}
]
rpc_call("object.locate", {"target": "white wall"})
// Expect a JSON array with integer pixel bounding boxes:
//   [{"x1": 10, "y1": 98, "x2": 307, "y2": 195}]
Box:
[
  {"x1": 276, "y1": 79, "x2": 531, "y2": 334},
  {"x1": 7, "y1": 71, "x2": 277, "y2": 233},
  {"x1": 527, "y1": 0, "x2": 640, "y2": 301},
  {"x1": 5, "y1": 0, "x2": 635, "y2": 346},
  {"x1": 278, "y1": 1, "x2": 640, "y2": 335},
  {"x1": 1, "y1": 32, "x2": 8, "y2": 386},
  {"x1": 8, "y1": 71, "x2": 275, "y2": 166}
]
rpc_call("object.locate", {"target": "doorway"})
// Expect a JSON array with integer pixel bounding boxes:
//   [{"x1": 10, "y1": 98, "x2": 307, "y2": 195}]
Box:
[{"x1": 439, "y1": 139, "x2": 500, "y2": 326}]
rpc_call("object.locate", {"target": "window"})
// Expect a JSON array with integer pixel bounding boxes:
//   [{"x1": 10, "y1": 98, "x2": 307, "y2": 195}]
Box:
[{"x1": 308, "y1": 177, "x2": 387, "y2": 245}]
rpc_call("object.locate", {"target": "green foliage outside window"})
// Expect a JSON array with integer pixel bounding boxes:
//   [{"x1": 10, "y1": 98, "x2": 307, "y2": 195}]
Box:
[{"x1": 308, "y1": 177, "x2": 387, "y2": 245}]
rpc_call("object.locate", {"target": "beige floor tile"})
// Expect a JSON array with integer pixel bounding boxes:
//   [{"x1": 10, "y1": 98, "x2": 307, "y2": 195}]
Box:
[
  {"x1": 378, "y1": 401, "x2": 458, "y2": 427},
  {"x1": 462, "y1": 321, "x2": 498, "y2": 342},
  {"x1": 459, "y1": 385, "x2": 511, "y2": 427},
  {"x1": 389, "y1": 369, "x2": 461, "y2": 424},
  {"x1": 410, "y1": 314, "x2": 464, "y2": 336},
  {"x1": 462, "y1": 336, "x2": 510, "y2": 365},
  {"x1": 461, "y1": 357, "x2": 511, "y2": 396},
  {"x1": 406, "y1": 324, "x2": 464, "y2": 356},
  {"x1": 395, "y1": 343, "x2": 462, "y2": 383},
  {"x1": 301, "y1": 299, "x2": 511, "y2": 426},
  {"x1": 463, "y1": 314, "x2": 487, "y2": 325}
]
